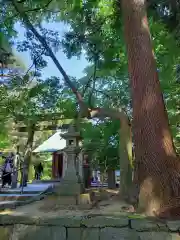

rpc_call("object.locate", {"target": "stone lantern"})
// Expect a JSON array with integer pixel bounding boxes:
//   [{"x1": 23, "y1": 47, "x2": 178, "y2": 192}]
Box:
[
  {"x1": 62, "y1": 124, "x2": 81, "y2": 148},
  {"x1": 57, "y1": 123, "x2": 83, "y2": 200}
]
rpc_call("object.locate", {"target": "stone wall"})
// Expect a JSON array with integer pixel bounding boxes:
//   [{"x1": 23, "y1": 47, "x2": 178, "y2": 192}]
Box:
[{"x1": 0, "y1": 214, "x2": 180, "y2": 239}]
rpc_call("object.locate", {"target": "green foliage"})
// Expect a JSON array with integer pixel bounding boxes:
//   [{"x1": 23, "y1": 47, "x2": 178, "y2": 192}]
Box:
[
  {"x1": 42, "y1": 161, "x2": 52, "y2": 180},
  {"x1": 57, "y1": 4, "x2": 180, "y2": 152},
  {"x1": 0, "y1": 133, "x2": 11, "y2": 149},
  {"x1": 0, "y1": 0, "x2": 179, "y2": 164},
  {"x1": 81, "y1": 119, "x2": 120, "y2": 170}
]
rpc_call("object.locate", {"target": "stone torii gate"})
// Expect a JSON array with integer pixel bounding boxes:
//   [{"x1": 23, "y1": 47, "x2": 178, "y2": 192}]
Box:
[
  {"x1": 12, "y1": 114, "x2": 87, "y2": 188},
  {"x1": 10, "y1": 114, "x2": 72, "y2": 188}
]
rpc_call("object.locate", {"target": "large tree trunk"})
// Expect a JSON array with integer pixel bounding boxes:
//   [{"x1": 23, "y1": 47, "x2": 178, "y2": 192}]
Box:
[{"x1": 121, "y1": 0, "x2": 180, "y2": 216}]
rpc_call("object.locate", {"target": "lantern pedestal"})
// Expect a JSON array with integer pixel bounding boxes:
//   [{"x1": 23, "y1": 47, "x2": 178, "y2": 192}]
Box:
[
  {"x1": 56, "y1": 149, "x2": 81, "y2": 201},
  {"x1": 55, "y1": 125, "x2": 89, "y2": 205},
  {"x1": 55, "y1": 124, "x2": 84, "y2": 205}
]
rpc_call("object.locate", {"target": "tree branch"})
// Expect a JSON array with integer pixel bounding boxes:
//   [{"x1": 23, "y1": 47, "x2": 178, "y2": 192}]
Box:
[
  {"x1": 81, "y1": 76, "x2": 93, "y2": 97},
  {"x1": 92, "y1": 87, "x2": 130, "y2": 117},
  {"x1": 11, "y1": 0, "x2": 131, "y2": 127},
  {"x1": 88, "y1": 59, "x2": 97, "y2": 107},
  {"x1": 22, "y1": 0, "x2": 54, "y2": 13},
  {"x1": 89, "y1": 107, "x2": 130, "y2": 126},
  {"x1": 11, "y1": 0, "x2": 89, "y2": 115},
  {"x1": 23, "y1": 49, "x2": 45, "y2": 79}
]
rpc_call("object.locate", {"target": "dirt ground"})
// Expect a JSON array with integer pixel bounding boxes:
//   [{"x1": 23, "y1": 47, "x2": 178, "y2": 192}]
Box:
[{"x1": 0, "y1": 188, "x2": 139, "y2": 218}]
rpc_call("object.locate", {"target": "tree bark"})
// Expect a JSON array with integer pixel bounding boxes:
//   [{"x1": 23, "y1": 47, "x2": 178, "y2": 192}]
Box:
[
  {"x1": 121, "y1": 0, "x2": 180, "y2": 216},
  {"x1": 119, "y1": 119, "x2": 133, "y2": 199}
]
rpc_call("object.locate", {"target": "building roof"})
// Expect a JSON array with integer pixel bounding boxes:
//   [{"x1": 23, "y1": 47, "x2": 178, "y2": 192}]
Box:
[{"x1": 33, "y1": 131, "x2": 66, "y2": 153}]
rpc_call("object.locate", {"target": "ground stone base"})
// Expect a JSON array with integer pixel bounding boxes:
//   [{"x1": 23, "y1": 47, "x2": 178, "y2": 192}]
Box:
[
  {"x1": 38, "y1": 193, "x2": 93, "y2": 211},
  {"x1": 0, "y1": 215, "x2": 180, "y2": 239},
  {"x1": 0, "y1": 226, "x2": 178, "y2": 240}
]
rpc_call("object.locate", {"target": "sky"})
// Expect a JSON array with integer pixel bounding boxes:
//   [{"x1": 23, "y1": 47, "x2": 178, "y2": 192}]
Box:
[{"x1": 13, "y1": 21, "x2": 88, "y2": 79}]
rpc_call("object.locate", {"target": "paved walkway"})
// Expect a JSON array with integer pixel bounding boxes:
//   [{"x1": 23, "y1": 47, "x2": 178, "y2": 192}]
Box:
[{"x1": 1, "y1": 183, "x2": 53, "y2": 194}]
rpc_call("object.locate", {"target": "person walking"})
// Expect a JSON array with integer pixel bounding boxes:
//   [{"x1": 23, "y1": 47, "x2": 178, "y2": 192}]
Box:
[
  {"x1": 34, "y1": 162, "x2": 43, "y2": 180},
  {"x1": 34, "y1": 164, "x2": 38, "y2": 180}
]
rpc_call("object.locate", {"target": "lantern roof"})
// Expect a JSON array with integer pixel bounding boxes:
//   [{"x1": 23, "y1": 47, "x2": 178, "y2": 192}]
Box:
[{"x1": 61, "y1": 123, "x2": 82, "y2": 140}]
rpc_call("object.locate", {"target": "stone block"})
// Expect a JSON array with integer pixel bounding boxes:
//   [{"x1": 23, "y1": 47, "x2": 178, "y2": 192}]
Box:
[
  {"x1": 81, "y1": 228, "x2": 99, "y2": 240},
  {"x1": 67, "y1": 228, "x2": 99, "y2": 240},
  {"x1": 0, "y1": 226, "x2": 13, "y2": 240},
  {"x1": 79, "y1": 194, "x2": 91, "y2": 205},
  {"x1": 0, "y1": 215, "x2": 39, "y2": 225},
  {"x1": 82, "y1": 216, "x2": 129, "y2": 227},
  {"x1": 100, "y1": 227, "x2": 139, "y2": 240},
  {"x1": 11, "y1": 224, "x2": 66, "y2": 240},
  {"x1": 78, "y1": 194, "x2": 92, "y2": 209},
  {"x1": 139, "y1": 232, "x2": 175, "y2": 240},
  {"x1": 39, "y1": 216, "x2": 82, "y2": 227},
  {"x1": 157, "y1": 222, "x2": 169, "y2": 231},
  {"x1": 167, "y1": 221, "x2": 180, "y2": 231},
  {"x1": 67, "y1": 228, "x2": 81, "y2": 240},
  {"x1": 50, "y1": 226, "x2": 66, "y2": 240},
  {"x1": 131, "y1": 219, "x2": 159, "y2": 231}
]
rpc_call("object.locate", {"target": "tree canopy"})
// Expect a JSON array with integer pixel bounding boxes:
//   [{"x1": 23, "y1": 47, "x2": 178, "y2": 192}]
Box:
[{"x1": 0, "y1": 0, "x2": 179, "y2": 213}]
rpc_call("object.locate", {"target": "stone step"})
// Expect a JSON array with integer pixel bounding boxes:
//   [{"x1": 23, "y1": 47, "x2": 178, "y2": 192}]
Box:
[
  {"x1": 0, "y1": 190, "x2": 42, "y2": 194},
  {"x1": 0, "y1": 200, "x2": 22, "y2": 209},
  {"x1": 0, "y1": 193, "x2": 39, "y2": 202},
  {"x1": 0, "y1": 183, "x2": 54, "y2": 211}
]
